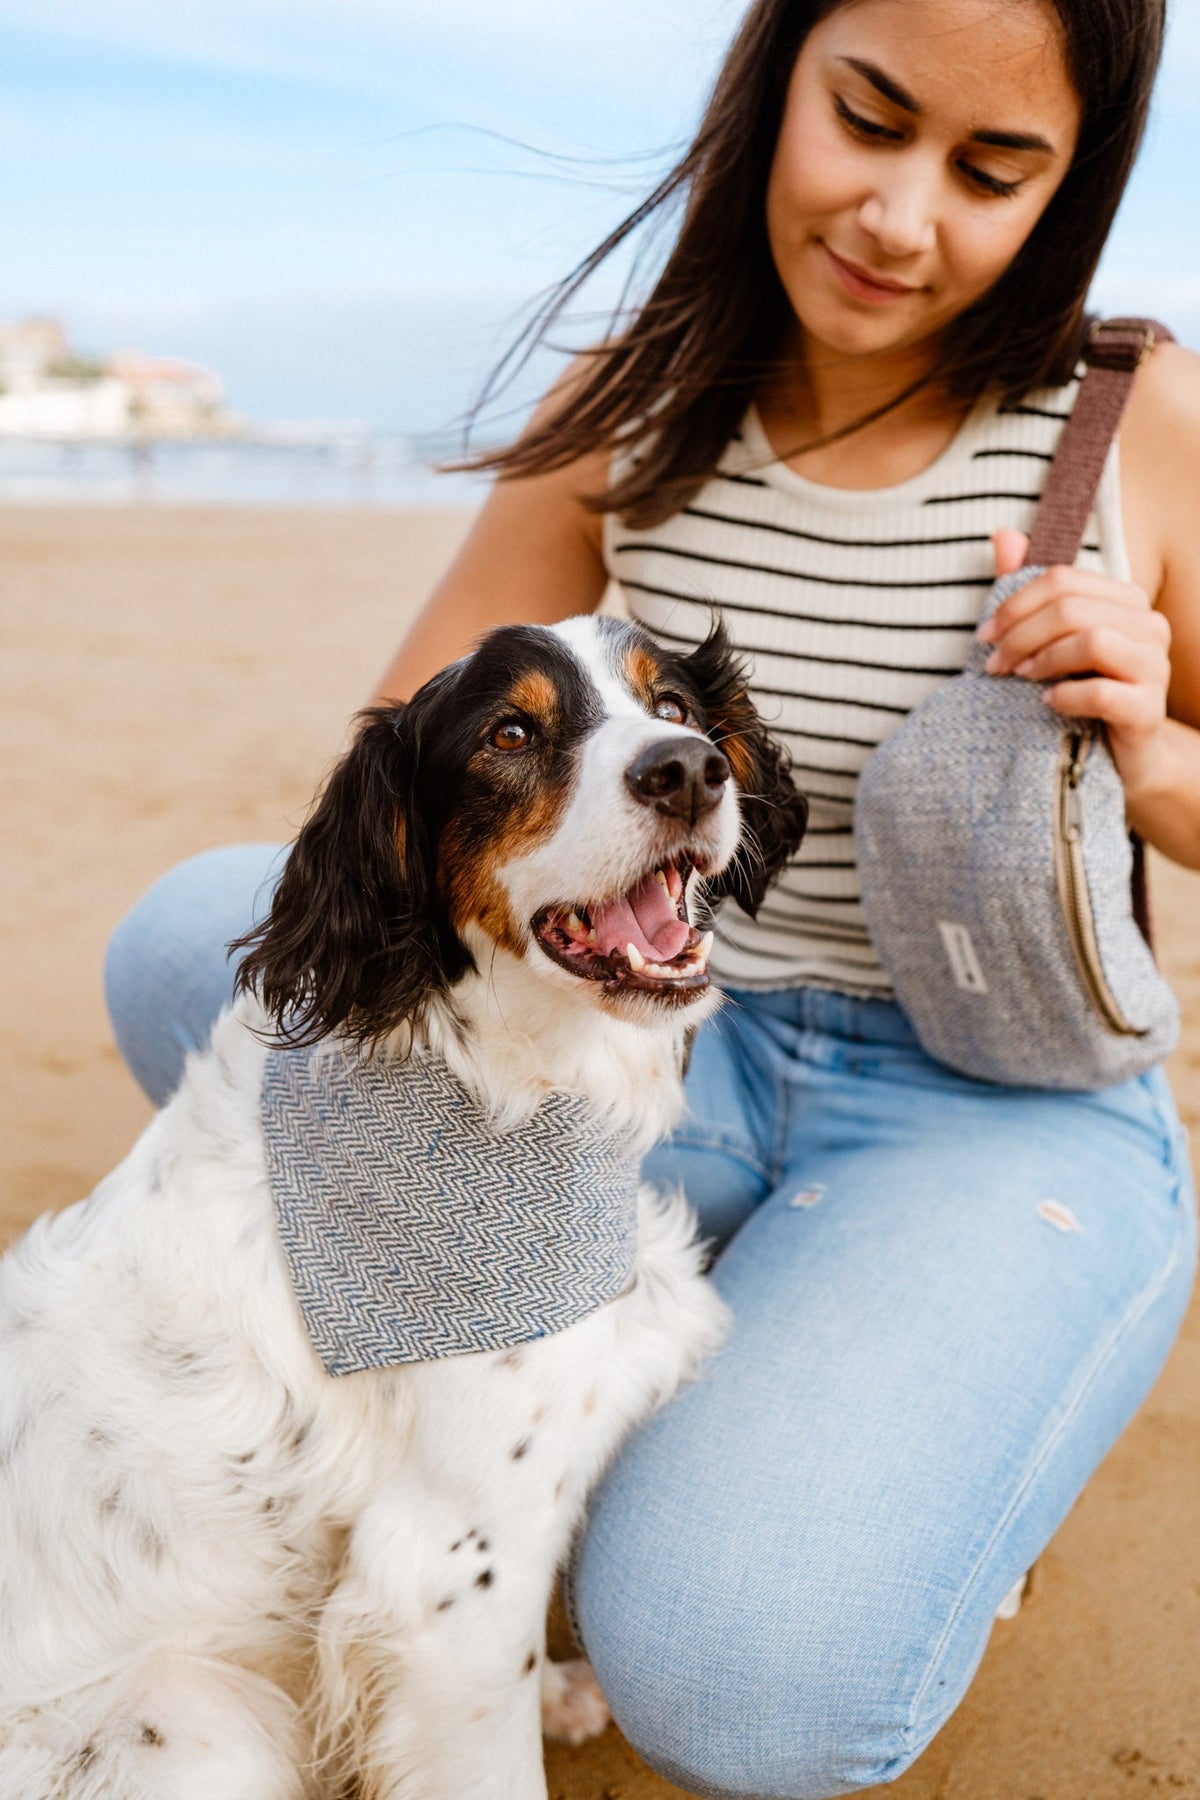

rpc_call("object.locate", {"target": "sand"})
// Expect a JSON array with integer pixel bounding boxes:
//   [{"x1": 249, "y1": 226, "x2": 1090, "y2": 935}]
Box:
[{"x1": 2, "y1": 504, "x2": 1198, "y2": 1799}]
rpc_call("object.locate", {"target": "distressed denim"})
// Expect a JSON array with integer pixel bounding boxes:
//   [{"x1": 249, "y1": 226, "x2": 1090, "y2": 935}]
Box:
[{"x1": 106, "y1": 846, "x2": 1197, "y2": 1799}]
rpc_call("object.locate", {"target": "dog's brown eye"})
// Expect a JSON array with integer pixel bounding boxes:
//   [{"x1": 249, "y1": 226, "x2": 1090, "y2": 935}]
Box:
[
  {"x1": 489, "y1": 718, "x2": 534, "y2": 752},
  {"x1": 653, "y1": 694, "x2": 689, "y2": 725}
]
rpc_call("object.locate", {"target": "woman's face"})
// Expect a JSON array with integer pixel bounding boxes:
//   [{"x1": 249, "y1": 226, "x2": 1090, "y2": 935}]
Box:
[{"x1": 766, "y1": 0, "x2": 1081, "y2": 370}]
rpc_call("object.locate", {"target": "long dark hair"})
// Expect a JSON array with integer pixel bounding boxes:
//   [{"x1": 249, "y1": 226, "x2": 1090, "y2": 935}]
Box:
[{"x1": 460, "y1": 0, "x2": 1165, "y2": 527}]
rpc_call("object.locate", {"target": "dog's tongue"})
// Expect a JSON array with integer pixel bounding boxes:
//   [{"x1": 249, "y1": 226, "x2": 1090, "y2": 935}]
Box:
[{"x1": 592, "y1": 870, "x2": 690, "y2": 963}]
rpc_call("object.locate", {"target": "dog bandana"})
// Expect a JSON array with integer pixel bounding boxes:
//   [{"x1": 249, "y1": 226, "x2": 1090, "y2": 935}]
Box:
[{"x1": 261, "y1": 1043, "x2": 642, "y2": 1376}]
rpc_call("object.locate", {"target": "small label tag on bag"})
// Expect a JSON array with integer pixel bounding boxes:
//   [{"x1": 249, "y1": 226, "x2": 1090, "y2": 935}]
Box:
[{"x1": 937, "y1": 920, "x2": 989, "y2": 994}]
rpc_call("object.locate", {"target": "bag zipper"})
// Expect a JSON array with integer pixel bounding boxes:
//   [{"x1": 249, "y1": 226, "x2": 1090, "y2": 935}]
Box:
[{"x1": 1052, "y1": 728, "x2": 1144, "y2": 1035}]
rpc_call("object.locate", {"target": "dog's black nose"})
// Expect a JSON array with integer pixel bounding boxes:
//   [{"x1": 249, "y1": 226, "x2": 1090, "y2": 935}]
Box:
[{"x1": 625, "y1": 736, "x2": 730, "y2": 824}]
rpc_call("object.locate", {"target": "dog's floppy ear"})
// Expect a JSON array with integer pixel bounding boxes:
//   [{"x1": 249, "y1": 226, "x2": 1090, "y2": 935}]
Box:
[
  {"x1": 233, "y1": 701, "x2": 469, "y2": 1048},
  {"x1": 682, "y1": 623, "x2": 808, "y2": 917}
]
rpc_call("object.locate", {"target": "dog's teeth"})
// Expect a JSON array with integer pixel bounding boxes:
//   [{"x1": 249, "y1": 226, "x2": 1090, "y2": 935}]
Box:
[
  {"x1": 655, "y1": 869, "x2": 669, "y2": 892},
  {"x1": 567, "y1": 912, "x2": 584, "y2": 934},
  {"x1": 626, "y1": 943, "x2": 645, "y2": 972},
  {"x1": 587, "y1": 928, "x2": 597, "y2": 943},
  {"x1": 696, "y1": 930, "x2": 714, "y2": 959}
]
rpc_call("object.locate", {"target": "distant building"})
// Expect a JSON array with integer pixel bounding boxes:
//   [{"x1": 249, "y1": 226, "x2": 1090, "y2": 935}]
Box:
[
  {"x1": 107, "y1": 351, "x2": 226, "y2": 436},
  {"x1": 0, "y1": 378, "x2": 130, "y2": 438},
  {"x1": 0, "y1": 317, "x2": 68, "y2": 389},
  {"x1": 0, "y1": 315, "x2": 235, "y2": 440}
]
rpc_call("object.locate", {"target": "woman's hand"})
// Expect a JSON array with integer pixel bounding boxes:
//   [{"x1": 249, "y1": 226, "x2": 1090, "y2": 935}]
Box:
[{"x1": 977, "y1": 528, "x2": 1173, "y2": 801}]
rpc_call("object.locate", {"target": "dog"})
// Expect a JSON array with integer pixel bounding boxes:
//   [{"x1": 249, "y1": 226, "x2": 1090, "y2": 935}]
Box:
[{"x1": 0, "y1": 614, "x2": 806, "y2": 1800}]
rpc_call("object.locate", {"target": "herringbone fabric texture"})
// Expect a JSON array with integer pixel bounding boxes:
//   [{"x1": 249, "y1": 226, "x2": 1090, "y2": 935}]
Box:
[
  {"x1": 262, "y1": 1045, "x2": 641, "y2": 1376},
  {"x1": 855, "y1": 567, "x2": 1179, "y2": 1089}
]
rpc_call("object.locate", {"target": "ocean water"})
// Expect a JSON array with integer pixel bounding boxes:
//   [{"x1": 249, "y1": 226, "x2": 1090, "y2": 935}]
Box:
[{"x1": 0, "y1": 436, "x2": 489, "y2": 508}]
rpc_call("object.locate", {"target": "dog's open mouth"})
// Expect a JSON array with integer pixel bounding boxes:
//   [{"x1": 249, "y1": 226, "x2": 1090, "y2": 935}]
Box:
[{"x1": 533, "y1": 856, "x2": 713, "y2": 998}]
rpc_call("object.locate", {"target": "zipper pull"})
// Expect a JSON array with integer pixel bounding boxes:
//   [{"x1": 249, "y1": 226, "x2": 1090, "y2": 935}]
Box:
[
  {"x1": 1062, "y1": 729, "x2": 1085, "y2": 839},
  {"x1": 1063, "y1": 779, "x2": 1083, "y2": 841}
]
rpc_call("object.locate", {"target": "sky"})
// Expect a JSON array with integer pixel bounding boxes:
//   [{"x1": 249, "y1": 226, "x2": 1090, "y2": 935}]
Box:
[{"x1": 0, "y1": 0, "x2": 1197, "y2": 436}]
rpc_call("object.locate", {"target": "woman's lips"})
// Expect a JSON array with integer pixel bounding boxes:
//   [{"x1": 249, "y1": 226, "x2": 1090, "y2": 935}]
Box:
[{"x1": 823, "y1": 244, "x2": 920, "y2": 304}]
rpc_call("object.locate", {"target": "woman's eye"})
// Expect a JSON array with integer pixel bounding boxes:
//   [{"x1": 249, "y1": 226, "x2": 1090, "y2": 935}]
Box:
[
  {"x1": 957, "y1": 162, "x2": 1022, "y2": 199},
  {"x1": 489, "y1": 718, "x2": 534, "y2": 752},
  {"x1": 653, "y1": 694, "x2": 689, "y2": 725},
  {"x1": 834, "y1": 95, "x2": 904, "y2": 144}
]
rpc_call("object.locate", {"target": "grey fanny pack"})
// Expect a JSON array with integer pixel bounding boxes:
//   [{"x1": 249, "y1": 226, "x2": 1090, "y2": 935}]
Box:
[{"x1": 855, "y1": 319, "x2": 1179, "y2": 1091}]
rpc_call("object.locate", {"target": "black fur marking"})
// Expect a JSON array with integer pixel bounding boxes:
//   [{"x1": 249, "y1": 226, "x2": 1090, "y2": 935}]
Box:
[
  {"x1": 523, "y1": 1651, "x2": 538, "y2": 1676},
  {"x1": 510, "y1": 1438, "x2": 531, "y2": 1461},
  {"x1": 99, "y1": 1484, "x2": 124, "y2": 1519},
  {"x1": 232, "y1": 629, "x2": 603, "y2": 1051},
  {"x1": 476, "y1": 1537, "x2": 490, "y2": 1553},
  {"x1": 436, "y1": 1596, "x2": 455, "y2": 1611},
  {"x1": 140, "y1": 1724, "x2": 165, "y2": 1749},
  {"x1": 74, "y1": 1742, "x2": 98, "y2": 1772},
  {"x1": 475, "y1": 1568, "x2": 495, "y2": 1589},
  {"x1": 607, "y1": 618, "x2": 807, "y2": 915}
]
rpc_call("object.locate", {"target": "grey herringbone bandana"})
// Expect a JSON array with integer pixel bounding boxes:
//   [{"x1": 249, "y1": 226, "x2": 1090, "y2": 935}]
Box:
[{"x1": 262, "y1": 1044, "x2": 641, "y2": 1377}]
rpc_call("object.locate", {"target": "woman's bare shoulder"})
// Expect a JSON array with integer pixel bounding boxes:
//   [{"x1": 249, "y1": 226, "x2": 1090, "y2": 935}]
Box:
[
  {"x1": 1119, "y1": 339, "x2": 1200, "y2": 602},
  {"x1": 1125, "y1": 337, "x2": 1200, "y2": 436}
]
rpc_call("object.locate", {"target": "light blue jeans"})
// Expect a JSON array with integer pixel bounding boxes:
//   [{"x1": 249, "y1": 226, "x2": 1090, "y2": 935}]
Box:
[{"x1": 105, "y1": 845, "x2": 1197, "y2": 1800}]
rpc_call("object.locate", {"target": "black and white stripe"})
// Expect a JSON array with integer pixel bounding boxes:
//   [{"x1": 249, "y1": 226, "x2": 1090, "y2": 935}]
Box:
[{"x1": 606, "y1": 385, "x2": 1127, "y2": 995}]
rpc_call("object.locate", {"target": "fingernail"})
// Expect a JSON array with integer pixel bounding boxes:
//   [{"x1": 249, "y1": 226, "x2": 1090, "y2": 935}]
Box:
[
  {"x1": 985, "y1": 651, "x2": 1001, "y2": 674},
  {"x1": 976, "y1": 619, "x2": 996, "y2": 642},
  {"x1": 1014, "y1": 657, "x2": 1034, "y2": 676}
]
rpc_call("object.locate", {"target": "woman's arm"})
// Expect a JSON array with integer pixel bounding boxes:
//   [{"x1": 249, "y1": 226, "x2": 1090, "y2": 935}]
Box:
[
  {"x1": 371, "y1": 378, "x2": 612, "y2": 704},
  {"x1": 980, "y1": 341, "x2": 1200, "y2": 870}
]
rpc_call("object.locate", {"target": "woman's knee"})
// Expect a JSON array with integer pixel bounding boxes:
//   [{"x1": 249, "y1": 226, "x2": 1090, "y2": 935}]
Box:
[
  {"x1": 105, "y1": 842, "x2": 285, "y2": 1105},
  {"x1": 574, "y1": 1523, "x2": 953, "y2": 1798},
  {"x1": 570, "y1": 1443, "x2": 977, "y2": 1800}
]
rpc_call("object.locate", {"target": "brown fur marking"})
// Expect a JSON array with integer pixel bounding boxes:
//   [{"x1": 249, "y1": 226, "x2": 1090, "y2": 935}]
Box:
[{"x1": 622, "y1": 641, "x2": 665, "y2": 709}]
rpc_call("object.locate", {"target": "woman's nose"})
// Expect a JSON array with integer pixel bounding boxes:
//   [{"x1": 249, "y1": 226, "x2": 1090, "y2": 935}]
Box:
[{"x1": 858, "y1": 166, "x2": 937, "y2": 260}]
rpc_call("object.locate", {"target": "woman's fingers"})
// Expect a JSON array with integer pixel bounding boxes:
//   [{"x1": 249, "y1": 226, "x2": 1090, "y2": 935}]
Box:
[
  {"x1": 1006, "y1": 626, "x2": 1170, "y2": 688},
  {"x1": 983, "y1": 591, "x2": 1169, "y2": 676},
  {"x1": 991, "y1": 527, "x2": 1029, "y2": 578},
  {"x1": 977, "y1": 564, "x2": 1155, "y2": 649},
  {"x1": 1041, "y1": 675, "x2": 1164, "y2": 734}
]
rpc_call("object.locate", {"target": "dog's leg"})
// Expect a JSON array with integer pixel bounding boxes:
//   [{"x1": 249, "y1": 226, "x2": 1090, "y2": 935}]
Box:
[
  {"x1": 315, "y1": 1490, "x2": 558, "y2": 1800},
  {"x1": 0, "y1": 1653, "x2": 313, "y2": 1800},
  {"x1": 539, "y1": 1656, "x2": 610, "y2": 1745}
]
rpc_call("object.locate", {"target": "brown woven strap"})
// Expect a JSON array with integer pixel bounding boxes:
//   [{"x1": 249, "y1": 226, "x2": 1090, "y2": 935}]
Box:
[
  {"x1": 1025, "y1": 317, "x2": 1174, "y2": 568},
  {"x1": 1024, "y1": 316, "x2": 1174, "y2": 955}
]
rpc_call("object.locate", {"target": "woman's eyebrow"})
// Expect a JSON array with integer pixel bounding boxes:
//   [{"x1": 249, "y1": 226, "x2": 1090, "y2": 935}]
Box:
[
  {"x1": 838, "y1": 57, "x2": 1056, "y2": 154},
  {"x1": 968, "y1": 127, "x2": 1056, "y2": 154},
  {"x1": 840, "y1": 57, "x2": 919, "y2": 114}
]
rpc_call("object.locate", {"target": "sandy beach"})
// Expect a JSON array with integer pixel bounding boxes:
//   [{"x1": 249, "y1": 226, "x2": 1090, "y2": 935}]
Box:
[{"x1": 2, "y1": 504, "x2": 1198, "y2": 1799}]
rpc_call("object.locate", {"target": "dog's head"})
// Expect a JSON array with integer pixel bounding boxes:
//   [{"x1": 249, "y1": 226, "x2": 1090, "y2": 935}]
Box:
[{"x1": 234, "y1": 615, "x2": 806, "y2": 1048}]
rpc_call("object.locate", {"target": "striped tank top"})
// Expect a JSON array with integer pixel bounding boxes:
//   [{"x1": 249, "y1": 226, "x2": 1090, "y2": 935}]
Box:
[{"x1": 605, "y1": 379, "x2": 1131, "y2": 995}]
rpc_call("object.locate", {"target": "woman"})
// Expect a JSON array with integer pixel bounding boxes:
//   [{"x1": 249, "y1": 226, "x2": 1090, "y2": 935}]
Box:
[{"x1": 107, "y1": 0, "x2": 1200, "y2": 1793}]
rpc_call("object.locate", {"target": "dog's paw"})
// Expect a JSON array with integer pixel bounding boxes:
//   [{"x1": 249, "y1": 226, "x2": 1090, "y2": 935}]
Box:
[
  {"x1": 994, "y1": 1572, "x2": 1029, "y2": 1621},
  {"x1": 540, "y1": 1657, "x2": 611, "y2": 1745}
]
